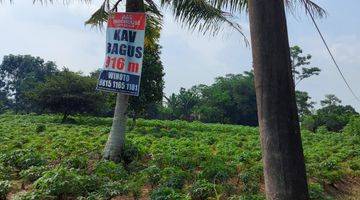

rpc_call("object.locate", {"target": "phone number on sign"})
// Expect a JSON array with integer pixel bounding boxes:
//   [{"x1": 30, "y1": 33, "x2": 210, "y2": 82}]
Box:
[{"x1": 98, "y1": 79, "x2": 139, "y2": 92}]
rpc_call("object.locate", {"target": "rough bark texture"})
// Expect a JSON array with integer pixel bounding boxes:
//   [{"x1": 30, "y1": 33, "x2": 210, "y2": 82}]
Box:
[
  {"x1": 248, "y1": 0, "x2": 309, "y2": 199},
  {"x1": 103, "y1": 94, "x2": 129, "y2": 162},
  {"x1": 103, "y1": 0, "x2": 144, "y2": 162}
]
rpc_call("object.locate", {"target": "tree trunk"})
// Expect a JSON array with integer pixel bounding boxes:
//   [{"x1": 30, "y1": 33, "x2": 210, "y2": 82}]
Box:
[
  {"x1": 248, "y1": 0, "x2": 309, "y2": 199},
  {"x1": 103, "y1": 94, "x2": 129, "y2": 162},
  {"x1": 103, "y1": 0, "x2": 144, "y2": 162}
]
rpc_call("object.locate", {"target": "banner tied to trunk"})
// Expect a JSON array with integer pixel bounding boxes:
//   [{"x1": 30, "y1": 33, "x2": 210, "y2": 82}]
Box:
[{"x1": 96, "y1": 12, "x2": 146, "y2": 96}]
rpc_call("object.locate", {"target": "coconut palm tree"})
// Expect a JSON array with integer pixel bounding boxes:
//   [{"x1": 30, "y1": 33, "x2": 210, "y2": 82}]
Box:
[
  {"x1": 159, "y1": 1, "x2": 324, "y2": 199},
  {"x1": 84, "y1": 0, "x2": 245, "y2": 162}
]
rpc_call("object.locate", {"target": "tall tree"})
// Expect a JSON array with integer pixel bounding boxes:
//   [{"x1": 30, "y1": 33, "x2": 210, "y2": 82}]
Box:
[
  {"x1": 246, "y1": 1, "x2": 324, "y2": 199},
  {"x1": 290, "y1": 45, "x2": 321, "y2": 86},
  {"x1": 296, "y1": 91, "x2": 315, "y2": 117},
  {"x1": 320, "y1": 94, "x2": 342, "y2": 107},
  {"x1": 166, "y1": 87, "x2": 201, "y2": 121},
  {"x1": 0, "y1": 55, "x2": 58, "y2": 112},
  {"x1": 128, "y1": 40, "x2": 165, "y2": 121},
  {"x1": 28, "y1": 69, "x2": 106, "y2": 122},
  {"x1": 197, "y1": 72, "x2": 258, "y2": 126},
  {"x1": 102, "y1": 0, "x2": 146, "y2": 162}
]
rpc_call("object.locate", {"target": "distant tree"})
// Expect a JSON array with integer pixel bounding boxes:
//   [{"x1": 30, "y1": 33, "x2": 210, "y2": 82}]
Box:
[
  {"x1": 290, "y1": 46, "x2": 321, "y2": 86},
  {"x1": 295, "y1": 91, "x2": 315, "y2": 117},
  {"x1": 302, "y1": 95, "x2": 358, "y2": 132},
  {"x1": 128, "y1": 43, "x2": 165, "y2": 121},
  {"x1": 197, "y1": 72, "x2": 257, "y2": 126},
  {"x1": 165, "y1": 87, "x2": 201, "y2": 121},
  {"x1": 0, "y1": 90, "x2": 10, "y2": 113},
  {"x1": 320, "y1": 94, "x2": 342, "y2": 107},
  {"x1": 0, "y1": 55, "x2": 58, "y2": 112},
  {"x1": 30, "y1": 69, "x2": 106, "y2": 122}
]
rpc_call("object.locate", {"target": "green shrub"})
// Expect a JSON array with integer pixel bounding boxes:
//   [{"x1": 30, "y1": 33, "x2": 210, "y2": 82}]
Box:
[
  {"x1": 35, "y1": 124, "x2": 46, "y2": 133},
  {"x1": 349, "y1": 159, "x2": 360, "y2": 171},
  {"x1": 12, "y1": 191, "x2": 52, "y2": 200},
  {"x1": 200, "y1": 158, "x2": 236, "y2": 183},
  {"x1": 160, "y1": 167, "x2": 187, "y2": 190},
  {"x1": 34, "y1": 167, "x2": 99, "y2": 198},
  {"x1": 122, "y1": 142, "x2": 141, "y2": 165},
  {"x1": 189, "y1": 180, "x2": 215, "y2": 200},
  {"x1": 1, "y1": 149, "x2": 46, "y2": 170},
  {"x1": 150, "y1": 187, "x2": 185, "y2": 200},
  {"x1": 308, "y1": 183, "x2": 333, "y2": 200},
  {"x1": 145, "y1": 165, "x2": 162, "y2": 187},
  {"x1": 0, "y1": 180, "x2": 11, "y2": 200},
  {"x1": 20, "y1": 166, "x2": 48, "y2": 182},
  {"x1": 239, "y1": 171, "x2": 260, "y2": 194},
  {"x1": 93, "y1": 160, "x2": 128, "y2": 181},
  {"x1": 95, "y1": 181, "x2": 129, "y2": 199},
  {"x1": 62, "y1": 156, "x2": 88, "y2": 170},
  {"x1": 0, "y1": 164, "x2": 12, "y2": 180},
  {"x1": 344, "y1": 116, "x2": 360, "y2": 136}
]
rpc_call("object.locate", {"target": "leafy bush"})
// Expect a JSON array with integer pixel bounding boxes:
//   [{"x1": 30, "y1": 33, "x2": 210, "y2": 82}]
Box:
[
  {"x1": 93, "y1": 181, "x2": 129, "y2": 199},
  {"x1": 189, "y1": 180, "x2": 215, "y2": 200},
  {"x1": 145, "y1": 165, "x2": 162, "y2": 187},
  {"x1": 62, "y1": 156, "x2": 88, "y2": 170},
  {"x1": 199, "y1": 158, "x2": 236, "y2": 183},
  {"x1": 302, "y1": 105, "x2": 358, "y2": 132},
  {"x1": 238, "y1": 171, "x2": 260, "y2": 194},
  {"x1": 150, "y1": 187, "x2": 185, "y2": 200},
  {"x1": 93, "y1": 160, "x2": 128, "y2": 181},
  {"x1": 122, "y1": 142, "x2": 141, "y2": 165},
  {"x1": 0, "y1": 180, "x2": 11, "y2": 200},
  {"x1": 0, "y1": 164, "x2": 12, "y2": 180},
  {"x1": 344, "y1": 116, "x2": 360, "y2": 136},
  {"x1": 35, "y1": 124, "x2": 46, "y2": 133},
  {"x1": 20, "y1": 166, "x2": 48, "y2": 182},
  {"x1": 349, "y1": 159, "x2": 360, "y2": 171},
  {"x1": 160, "y1": 167, "x2": 188, "y2": 190},
  {"x1": 34, "y1": 167, "x2": 99, "y2": 198},
  {"x1": 12, "y1": 191, "x2": 52, "y2": 200},
  {"x1": 308, "y1": 183, "x2": 333, "y2": 200},
  {"x1": 1, "y1": 149, "x2": 46, "y2": 170}
]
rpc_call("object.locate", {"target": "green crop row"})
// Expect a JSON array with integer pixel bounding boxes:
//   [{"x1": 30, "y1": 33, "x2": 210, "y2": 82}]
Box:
[{"x1": 0, "y1": 114, "x2": 359, "y2": 199}]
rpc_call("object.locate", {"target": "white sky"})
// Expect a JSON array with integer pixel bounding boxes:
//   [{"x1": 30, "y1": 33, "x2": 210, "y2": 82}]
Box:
[{"x1": 0, "y1": 0, "x2": 359, "y2": 111}]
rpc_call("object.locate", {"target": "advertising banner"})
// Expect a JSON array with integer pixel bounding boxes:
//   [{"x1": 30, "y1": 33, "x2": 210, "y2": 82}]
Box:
[{"x1": 97, "y1": 12, "x2": 146, "y2": 96}]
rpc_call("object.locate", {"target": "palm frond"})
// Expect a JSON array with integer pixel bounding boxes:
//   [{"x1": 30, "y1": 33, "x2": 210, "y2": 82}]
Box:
[
  {"x1": 85, "y1": 1, "x2": 109, "y2": 28},
  {"x1": 299, "y1": 0, "x2": 326, "y2": 18},
  {"x1": 84, "y1": 0, "x2": 163, "y2": 48},
  {"x1": 161, "y1": 0, "x2": 248, "y2": 43}
]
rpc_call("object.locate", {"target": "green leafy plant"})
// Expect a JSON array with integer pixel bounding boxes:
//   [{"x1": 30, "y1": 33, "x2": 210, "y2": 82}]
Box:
[
  {"x1": 199, "y1": 158, "x2": 236, "y2": 183},
  {"x1": 150, "y1": 187, "x2": 185, "y2": 200},
  {"x1": 189, "y1": 180, "x2": 215, "y2": 200},
  {"x1": 0, "y1": 180, "x2": 11, "y2": 200},
  {"x1": 20, "y1": 166, "x2": 48, "y2": 182},
  {"x1": 34, "y1": 167, "x2": 98, "y2": 198},
  {"x1": 93, "y1": 160, "x2": 128, "y2": 181}
]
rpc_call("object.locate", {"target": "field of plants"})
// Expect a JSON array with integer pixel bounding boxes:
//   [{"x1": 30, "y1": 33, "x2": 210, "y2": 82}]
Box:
[{"x1": 0, "y1": 114, "x2": 359, "y2": 200}]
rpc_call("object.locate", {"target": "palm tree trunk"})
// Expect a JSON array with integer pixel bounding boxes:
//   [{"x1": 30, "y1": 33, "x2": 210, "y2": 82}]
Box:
[
  {"x1": 103, "y1": 94, "x2": 129, "y2": 162},
  {"x1": 103, "y1": 0, "x2": 144, "y2": 162},
  {"x1": 248, "y1": 0, "x2": 309, "y2": 199}
]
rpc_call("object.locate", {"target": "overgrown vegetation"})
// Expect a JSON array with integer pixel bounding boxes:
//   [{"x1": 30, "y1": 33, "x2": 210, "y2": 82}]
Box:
[{"x1": 1, "y1": 114, "x2": 359, "y2": 199}]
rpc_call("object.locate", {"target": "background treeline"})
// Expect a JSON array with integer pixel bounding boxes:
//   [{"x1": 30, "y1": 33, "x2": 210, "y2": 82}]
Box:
[{"x1": 0, "y1": 45, "x2": 358, "y2": 132}]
